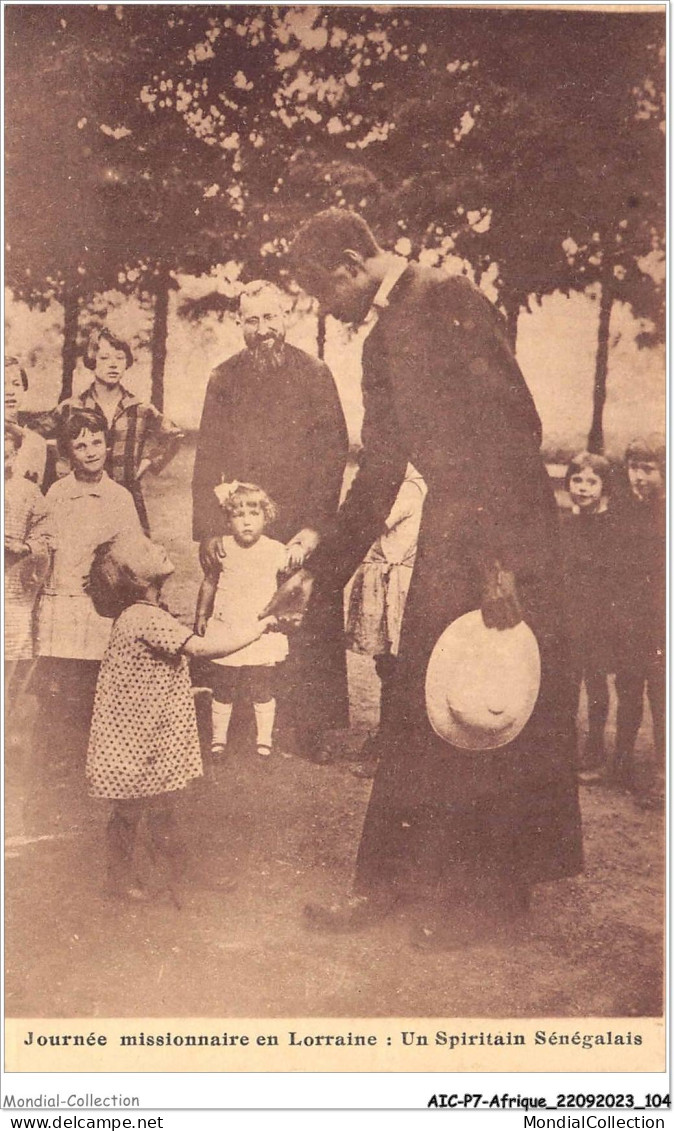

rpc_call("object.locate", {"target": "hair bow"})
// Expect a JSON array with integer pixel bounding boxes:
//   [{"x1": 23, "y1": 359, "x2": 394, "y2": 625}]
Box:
[{"x1": 214, "y1": 479, "x2": 242, "y2": 506}]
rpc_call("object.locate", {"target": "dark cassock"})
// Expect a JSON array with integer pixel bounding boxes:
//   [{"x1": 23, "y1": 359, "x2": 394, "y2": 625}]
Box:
[
  {"x1": 192, "y1": 341, "x2": 350, "y2": 748},
  {"x1": 308, "y1": 262, "x2": 583, "y2": 898}
]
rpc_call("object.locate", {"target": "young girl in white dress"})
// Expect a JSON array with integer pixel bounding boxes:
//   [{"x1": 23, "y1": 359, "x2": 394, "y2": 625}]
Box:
[
  {"x1": 87, "y1": 533, "x2": 278, "y2": 902},
  {"x1": 34, "y1": 410, "x2": 142, "y2": 762},
  {"x1": 194, "y1": 481, "x2": 288, "y2": 759}
]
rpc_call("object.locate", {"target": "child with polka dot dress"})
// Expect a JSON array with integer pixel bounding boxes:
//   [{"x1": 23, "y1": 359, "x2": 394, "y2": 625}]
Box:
[{"x1": 87, "y1": 532, "x2": 278, "y2": 903}]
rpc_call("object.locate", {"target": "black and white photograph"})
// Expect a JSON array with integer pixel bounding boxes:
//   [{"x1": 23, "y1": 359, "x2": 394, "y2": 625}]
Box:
[{"x1": 3, "y1": 1, "x2": 667, "y2": 1077}]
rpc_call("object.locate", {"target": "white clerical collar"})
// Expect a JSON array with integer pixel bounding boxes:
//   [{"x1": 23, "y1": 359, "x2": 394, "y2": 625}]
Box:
[{"x1": 371, "y1": 256, "x2": 409, "y2": 312}]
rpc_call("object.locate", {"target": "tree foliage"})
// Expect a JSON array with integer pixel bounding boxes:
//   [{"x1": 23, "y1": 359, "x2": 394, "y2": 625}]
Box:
[{"x1": 5, "y1": 5, "x2": 665, "y2": 438}]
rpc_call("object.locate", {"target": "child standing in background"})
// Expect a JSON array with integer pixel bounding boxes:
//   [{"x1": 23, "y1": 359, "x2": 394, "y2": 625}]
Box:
[
  {"x1": 346, "y1": 464, "x2": 427, "y2": 776},
  {"x1": 194, "y1": 482, "x2": 288, "y2": 759},
  {"x1": 610, "y1": 436, "x2": 666, "y2": 797},
  {"x1": 87, "y1": 533, "x2": 278, "y2": 902},
  {"x1": 560, "y1": 451, "x2": 615, "y2": 783},
  {"x1": 38, "y1": 328, "x2": 183, "y2": 533},
  {"x1": 34, "y1": 410, "x2": 142, "y2": 761},
  {"x1": 4, "y1": 423, "x2": 48, "y2": 689},
  {"x1": 4, "y1": 357, "x2": 48, "y2": 487}
]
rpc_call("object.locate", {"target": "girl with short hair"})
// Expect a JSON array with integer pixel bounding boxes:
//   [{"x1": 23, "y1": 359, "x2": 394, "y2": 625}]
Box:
[
  {"x1": 561, "y1": 450, "x2": 615, "y2": 782},
  {"x1": 39, "y1": 327, "x2": 183, "y2": 533},
  {"x1": 33, "y1": 410, "x2": 142, "y2": 763},
  {"x1": 87, "y1": 532, "x2": 278, "y2": 901},
  {"x1": 4, "y1": 355, "x2": 48, "y2": 486}
]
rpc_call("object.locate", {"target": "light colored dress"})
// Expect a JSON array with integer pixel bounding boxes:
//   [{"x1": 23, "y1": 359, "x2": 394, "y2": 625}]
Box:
[
  {"x1": 87, "y1": 603, "x2": 203, "y2": 799},
  {"x1": 36, "y1": 472, "x2": 141, "y2": 660},
  {"x1": 346, "y1": 469, "x2": 427, "y2": 657},
  {"x1": 206, "y1": 534, "x2": 288, "y2": 667},
  {"x1": 4, "y1": 475, "x2": 47, "y2": 660}
]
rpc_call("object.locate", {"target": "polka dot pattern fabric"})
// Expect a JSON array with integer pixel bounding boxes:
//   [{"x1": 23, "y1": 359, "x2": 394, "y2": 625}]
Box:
[{"x1": 87, "y1": 602, "x2": 203, "y2": 799}]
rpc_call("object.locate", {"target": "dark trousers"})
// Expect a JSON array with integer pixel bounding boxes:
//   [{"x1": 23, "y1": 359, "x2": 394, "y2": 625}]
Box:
[
  {"x1": 570, "y1": 665, "x2": 609, "y2": 766},
  {"x1": 615, "y1": 653, "x2": 666, "y2": 767}
]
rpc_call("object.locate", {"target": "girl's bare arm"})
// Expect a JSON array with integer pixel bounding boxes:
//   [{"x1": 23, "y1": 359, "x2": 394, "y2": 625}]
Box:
[
  {"x1": 184, "y1": 616, "x2": 278, "y2": 660},
  {"x1": 194, "y1": 574, "x2": 217, "y2": 635}
]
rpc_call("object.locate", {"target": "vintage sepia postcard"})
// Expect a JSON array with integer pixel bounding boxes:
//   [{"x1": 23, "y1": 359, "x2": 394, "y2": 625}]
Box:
[{"x1": 3, "y1": 0, "x2": 667, "y2": 1095}]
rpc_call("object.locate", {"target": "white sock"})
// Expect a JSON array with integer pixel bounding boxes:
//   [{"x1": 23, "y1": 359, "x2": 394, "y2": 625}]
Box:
[
  {"x1": 253, "y1": 699, "x2": 276, "y2": 749},
  {"x1": 212, "y1": 701, "x2": 233, "y2": 746}
]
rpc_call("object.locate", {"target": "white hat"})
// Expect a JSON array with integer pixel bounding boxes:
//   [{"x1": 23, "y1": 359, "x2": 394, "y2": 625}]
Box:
[{"x1": 425, "y1": 610, "x2": 541, "y2": 751}]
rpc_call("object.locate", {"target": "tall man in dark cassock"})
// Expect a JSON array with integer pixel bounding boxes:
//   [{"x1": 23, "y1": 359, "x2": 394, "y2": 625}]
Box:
[
  {"x1": 266, "y1": 210, "x2": 583, "y2": 947},
  {"x1": 192, "y1": 280, "x2": 349, "y2": 760}
]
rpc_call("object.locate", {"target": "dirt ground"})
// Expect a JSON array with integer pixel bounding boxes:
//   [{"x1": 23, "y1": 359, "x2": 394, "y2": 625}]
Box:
[{"x1": 4, "y1": 443, "x2": 665, "y2": 1019}]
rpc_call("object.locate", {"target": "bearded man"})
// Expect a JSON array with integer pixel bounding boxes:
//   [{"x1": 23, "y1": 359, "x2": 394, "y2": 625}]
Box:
[
  {"x1": 192, "y1": 280, "x2": 349, "y2": 760},
  {"x1": 265, "y1": 210, "x2": 583, "y2": 947}
]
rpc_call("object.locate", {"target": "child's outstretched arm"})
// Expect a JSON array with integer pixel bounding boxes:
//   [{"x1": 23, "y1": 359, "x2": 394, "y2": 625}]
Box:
[
  {"x1": 184, "y1": 616, "x2": 278, "y2": 660},
  {"x1": 194, "y1": 573, "x2": 217, "y2": 635}
]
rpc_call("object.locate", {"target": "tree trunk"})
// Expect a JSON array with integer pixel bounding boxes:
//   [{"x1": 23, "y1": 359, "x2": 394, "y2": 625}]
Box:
[
  {"x1": 317, "y1": 313, "x2": 326, "y2": 361},
  {"x1": 59, "y1": 286, "x2": 79, "y2": 402},
  {"x1": 150, "y1": 263, "x2": 170, "y2": 412},
  {"x1": 501, "y1": 291, "x2": 520, "y2": 353},
  {"x1": 587, "y1": 273, "x2": 614, "y2": 454}
]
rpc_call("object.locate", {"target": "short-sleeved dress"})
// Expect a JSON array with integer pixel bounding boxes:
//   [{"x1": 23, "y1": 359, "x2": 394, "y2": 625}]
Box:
[
  {"x1": 87, "y1": 602, "x2": 203, "y2": 799},
  {"x1": 37, "y1": 471, "x2": 142, "y2": 661},
  {"x1": 346, "y1": 471, "x2": 427, "y2": 658},
  {"x1": 206, "y1": 534, "x2": 288, "y2": 668}
]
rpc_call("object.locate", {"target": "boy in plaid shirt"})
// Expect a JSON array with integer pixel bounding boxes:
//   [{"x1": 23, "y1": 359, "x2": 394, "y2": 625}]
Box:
[{"x1": 38, "y1": 329, "x2": 183, "y2": 534}]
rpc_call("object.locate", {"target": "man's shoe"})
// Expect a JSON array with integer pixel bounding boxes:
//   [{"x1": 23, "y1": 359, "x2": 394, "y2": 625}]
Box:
[{"x1": 304, "y1": 892, "x2": 396, "y2": 932}]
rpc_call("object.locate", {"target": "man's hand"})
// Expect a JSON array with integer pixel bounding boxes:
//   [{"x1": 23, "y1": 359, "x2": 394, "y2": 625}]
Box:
[
  {"x1": 194, "y1": 612, "x2": 208, "y2": 637},
  {"x1": 286, "y1": 543, "x2": 306, "y2": 571},
  {"x1": 261, "y1": 568, "x2": 313, "y2": 628},
  {"x1": 199, "y1": 536, "x2": 224, "y2": 574},
  {"x1": 481, "y1": 562, "x2": 523, "y2": 631},
  {"x1": 285, "y1": 527, "x2": 320, "y2": 571}
]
